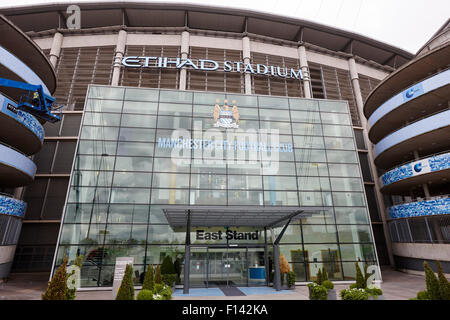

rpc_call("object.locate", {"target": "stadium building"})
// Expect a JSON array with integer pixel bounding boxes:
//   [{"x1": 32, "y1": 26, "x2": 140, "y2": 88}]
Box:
[
  {"x1": 0, "y1": 15, "x2": 57, "y2": 279},
  {"x1": 364, "y1": 19, "x2": 450, "y2": 274},
  {"x1": 3, "y1": 2, "x2": 441, "y2": 289}
]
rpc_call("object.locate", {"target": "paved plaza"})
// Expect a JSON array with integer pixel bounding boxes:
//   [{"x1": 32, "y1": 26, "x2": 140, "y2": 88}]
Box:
[{"x1": 0, "y1": 266, "x2": 428, "y2": 300}]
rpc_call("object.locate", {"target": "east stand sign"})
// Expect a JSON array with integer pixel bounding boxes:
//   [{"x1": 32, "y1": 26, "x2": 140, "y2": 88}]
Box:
[{"x1": 196, "y1": 229, "x2": 259, "y2": 241}]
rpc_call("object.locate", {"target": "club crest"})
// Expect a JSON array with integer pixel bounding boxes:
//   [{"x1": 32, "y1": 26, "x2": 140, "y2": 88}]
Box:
[{"x1": 213, "y1": 99, "x2": 240, "y2": 129}]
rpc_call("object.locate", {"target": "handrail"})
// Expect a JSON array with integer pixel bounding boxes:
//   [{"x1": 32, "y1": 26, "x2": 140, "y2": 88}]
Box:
[
  {"x1": 0, "y1": 140, "x2": 28, "y2": 157},
  {"x1": 380, "y1": 149, "x2": 450, "y2": 175},
  {"x1": 366, "y1": 65, "x2": 450, "y2": 116},
  {"x1": 376, "y1": 107, "x2": 450, "y2": 146},
  {"x1": 391, "y1": 194, "x2": 449, "y2": 206},
  {"x1": 0, "y1": 192, "x2": 15, "y2": 198}
]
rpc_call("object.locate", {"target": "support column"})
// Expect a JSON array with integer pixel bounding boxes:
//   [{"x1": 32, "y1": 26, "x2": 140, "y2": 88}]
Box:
[
  {"x1": 242, "y1": 36, "x2": 252, "y2": 95},
  {"x1": 179, "y1": 31, "x2": 190, "y2": 90},
  {"x1": 273, "y1": 217, "x2": 293, "y2": 291},
  {"x1": 183, "y1": 210, "x2": 191, "y2": 294},
  {"x1": 348, "y1": 57, "x2": 394, "y2": 268},
  {"x1": 49, "y1": 32, "x2": 63, "y2": 68},
  {"x1": 111, "y1": 30, "x2": 127, "y2": 86},
  {"x1": 264, "y1": 227, "x2": 269, "y2": 286},
  {"x1": 298, "y1": 45, "x2": 312, "y2": 98}
]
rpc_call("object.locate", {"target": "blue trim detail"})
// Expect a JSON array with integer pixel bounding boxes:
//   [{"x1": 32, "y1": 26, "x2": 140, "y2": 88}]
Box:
[
  {"x1": 0, "y1": 195, "x2": 26, "y2": 218},
  {"x1": 389, "y1": 197, "x2": 450, "y2": 219},
  {"x1": 375, "y1": 109, "x2": 450, "y2": 157},
  {"x1": 0, "y1": 93, "x2": 44, "y2": 143},
  {"x1": 381, "y1": 152, "x2": 450, "y2": 187},
  {"x1": 0, "y1": 45, "x2": 51, "y2": 96},
  {"x1": 0, "y1": 143, "x2": 36, "y2": 178},
  {"x1": 368, "y1": 69, "x2": 450, "y2": 127}
]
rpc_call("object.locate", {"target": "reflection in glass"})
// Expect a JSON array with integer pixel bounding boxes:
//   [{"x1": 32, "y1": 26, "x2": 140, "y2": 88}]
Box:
[
  {"x1": 116, "y1": 142, "x2": 154, "y2": 157},
  {"x1": 115, "y1": 156, "x2": 152, "y2": 172},
  {"x1": 122, "y1": 101, "x2": 158, "y2": 114},
  {"x1": 264, "y1": 191, "x2": 299, "y2": 206}
]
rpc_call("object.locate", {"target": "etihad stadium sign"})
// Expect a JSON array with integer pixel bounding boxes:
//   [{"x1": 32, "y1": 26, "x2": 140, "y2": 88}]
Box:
[{"x1": 122, "y1": 56, "x2": 306, "y2": 80}]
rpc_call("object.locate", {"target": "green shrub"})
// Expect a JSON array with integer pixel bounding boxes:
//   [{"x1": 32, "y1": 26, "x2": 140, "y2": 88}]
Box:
[
  {"x1": 154, "y1": 283, "x2": 164, "y2": 294},
  {"x1": 307, "y1": 283, "x2": 328, "y2": 300},
  {"x1": 286, "y1": 272, "x2": 296, "y2": 287},
  {"x1": 152, "y1": 283, "x2": 172, "y2": 300},
  {"x1": 322, "y1": 280, "x2": 334, "y2": 290},
  {"x1": 316, "y1": 268, "x2": 323, "y2": 285},
  {"x1": 366, "y1": 287, "x2": 383, "y2": 297},
  {"x1": 340, "y1": 288, "x2": 369, "y2": 300},
  {"x1": 161, "y1": 286, "x2": 172, "y2": 300},
  {"x1": 436, "y1": 260, "x2": 450, "y2": 300},
  {"x1": 155, "y1": 265, "x2": 162, "y2": 284},
  {"x1": 354, "y1": 262, "x2": 366, "y2": 289},
  {"x1": 161, "y1": 256, "x2": 176, "y2": 275},
  {"x1": 424, "y1": 261, "x2": 441, "y2": 300},
  {"x1": 42, "y1": 257, "x2": 69, "y2": 300},
  {"x1": 116, "y1": 264, "x2": 135, "y2": 300},
  {"x1": 136, "y1": 289, "x2": 153, "y2": 300},
  {"x1": 321, "y1": 266, "x2": 329, "y2": 282},
  {"x1": 416, "y1": 290, "x2": 430, "y2": 300},
  {"x1": 142, "y1": 264, "x2": 154, "y2": 291},
  {"x1": 66, "y1": 255, "x2": 83, "y2": 300},
  {"x1": 162, "y1": 274, "x2": 178, "y2": 287}
]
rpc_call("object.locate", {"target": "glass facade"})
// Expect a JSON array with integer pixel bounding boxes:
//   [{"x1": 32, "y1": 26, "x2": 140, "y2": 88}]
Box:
[{"x1": 54, "y1": 85, "x2": 378, "y2": 287}]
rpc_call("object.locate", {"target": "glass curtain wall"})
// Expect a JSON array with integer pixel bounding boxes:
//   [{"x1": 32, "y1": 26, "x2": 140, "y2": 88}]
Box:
[{"x1": 54, "y1": 85, "x2": 378, "y2": 287}]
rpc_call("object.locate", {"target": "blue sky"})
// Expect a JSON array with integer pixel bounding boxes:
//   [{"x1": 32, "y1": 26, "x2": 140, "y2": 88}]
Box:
[{"x1": 1, "y1": 0, "x2": 449, "y2": 53}]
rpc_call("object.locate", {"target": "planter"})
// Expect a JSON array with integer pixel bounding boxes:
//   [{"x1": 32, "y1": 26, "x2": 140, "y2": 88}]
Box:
[
  {"x1": 327, "y1": 289, "x2": 337, "y2": 300},
  {"x1": 368, "y1": 294, "x2": 385, "y2": 300}
]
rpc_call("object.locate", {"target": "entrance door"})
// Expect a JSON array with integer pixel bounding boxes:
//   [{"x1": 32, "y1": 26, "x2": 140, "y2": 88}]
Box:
[
  {"x1": 225, "y1": 248, "x2": 247, "y2": 287},
  {"x1": 189, "y1": 247, "x2": 208, "y2": 287},
  {"x1": 206, "y1": 247, "x2": 247, "y2": 287},
  {"x1": 189, "y1": 246, "x2": 266, "y2": 288}
]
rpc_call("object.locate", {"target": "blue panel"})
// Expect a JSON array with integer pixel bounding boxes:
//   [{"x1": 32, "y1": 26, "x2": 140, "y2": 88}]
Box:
[
  {"x1": 172, "y1": 288, "x2": 225, "y2": 296},
  {"x1": 375, "y1": 110, "x2": 450, "y2": 157},
  {"x1": 0, "y1": 93, "x2": 44, "y2": 143},
  {"x1": 0, "y1": 143, "x2": 36, "y2": 178},
  {"x1": 368, "y1": 69, "x2": 450, "y2": 127},
  {"x1": 381, "y1": 152, "x2": 450, "y2": 187},
  {"x1": 0, "y1": 195, "x2": 26, "y2": 218},
  {"x1": 249, "y1": 267, "x2": 266, "y2": 280},
  {"x1": 389, "y1": 197, "x2": 450, "y2": 219},
  {"x1": 0, "y1": 45, "x2": 51, "y2": 95}
]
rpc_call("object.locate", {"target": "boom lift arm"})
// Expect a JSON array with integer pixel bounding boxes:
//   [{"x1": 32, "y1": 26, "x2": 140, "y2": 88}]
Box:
[{"x1": 0, "y1": 77, "x2": 61, "y2": 123}]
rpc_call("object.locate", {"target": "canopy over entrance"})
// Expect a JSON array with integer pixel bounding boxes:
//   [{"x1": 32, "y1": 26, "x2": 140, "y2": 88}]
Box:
[
  {"x1": 161, "y1": 205, "x2": 330, "y2": 293},
  {"x1": 161, "y1": 205, "x2": 329, "y2": 228}
]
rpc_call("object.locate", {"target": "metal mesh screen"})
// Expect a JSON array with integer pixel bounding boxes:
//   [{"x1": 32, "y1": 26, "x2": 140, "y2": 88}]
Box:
[
  {"x1": 120, "y1": 45, "x2": 180, "y2": 89},
  {"x1": 187, "y1": 47, "x2": 243, "y2": 93},
  {"x1": 251, "y1": 52, "x2": 303, "y2": 97},
  {"x1": 54, "y1": 46, "x2": 115, "y2": 111},
  {"x1": 308, "y1": 62, "x2": 360, "y2": 126}
]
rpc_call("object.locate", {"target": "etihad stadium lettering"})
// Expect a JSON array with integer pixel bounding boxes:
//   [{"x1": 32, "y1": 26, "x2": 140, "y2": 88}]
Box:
[{"x1": 122, "y1": 56, "x2": 305, "y2": 80}]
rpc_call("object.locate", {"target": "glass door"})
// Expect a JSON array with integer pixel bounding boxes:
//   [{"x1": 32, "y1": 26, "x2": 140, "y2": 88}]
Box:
[
  {"x1": 190, "y1": 247, "x2": 208, "y2": 287},
  {"x1": 207, "y1": 248, "x2": 227, "y2": 286},
  {"x1": 226, "y1": 248, "x2": 248, "y2": 287}
]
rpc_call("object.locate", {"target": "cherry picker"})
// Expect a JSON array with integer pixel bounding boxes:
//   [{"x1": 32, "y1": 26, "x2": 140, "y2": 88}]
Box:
[{"x1": 0, "y1": 77, "x2": 61, "y2": 123}]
